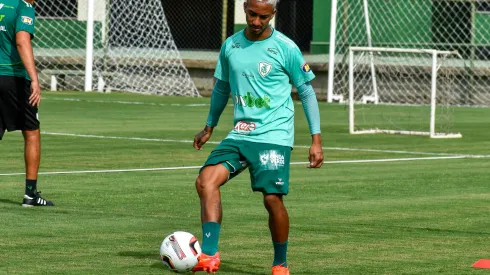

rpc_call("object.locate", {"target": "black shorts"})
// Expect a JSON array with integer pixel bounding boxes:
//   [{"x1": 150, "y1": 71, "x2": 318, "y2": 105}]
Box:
[{"x1": 0, "y1": 75, "x2": 39, "y2": 140}]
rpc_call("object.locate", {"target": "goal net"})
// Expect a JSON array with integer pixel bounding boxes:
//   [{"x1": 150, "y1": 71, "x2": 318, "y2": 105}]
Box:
[
  {"x1": 328, "y1": 0, "x2": 490, "y2": 107},
  {"x1": 348, "y1": 47, "x2": 462, "y2": 138},
  {"x1": 33, "y1": 0, "x2": 200, "y2": 96}
]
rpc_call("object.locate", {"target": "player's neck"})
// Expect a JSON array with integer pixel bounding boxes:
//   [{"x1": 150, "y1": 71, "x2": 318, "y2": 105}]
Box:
[{"x1": 245, "y1": 26, "x2": 273, "y2": 41}]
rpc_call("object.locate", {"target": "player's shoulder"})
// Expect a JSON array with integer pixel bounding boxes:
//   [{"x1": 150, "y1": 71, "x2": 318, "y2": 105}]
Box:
[
  {"x1": 18, "y1": 0, "x2": 34, "y2": 9},
  {"x1": 223, "y1": 31, "x2": 244, "y2": 47},
  {"x1": 271, "y1": 30, "x2": 300, "y2": 51},
  {"x1": 220, "y1": 30, "x2": 245, "y2": 53}
]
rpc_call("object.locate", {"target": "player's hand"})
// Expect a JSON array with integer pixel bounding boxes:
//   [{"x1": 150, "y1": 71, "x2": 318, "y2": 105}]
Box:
[
  {"x1": 29, "y1": 81, "x2": 41, "y2": 107},
  {"x1": 193, "y1": 127, "x2": 213, "y2": 150},
  {"x1": 308, "y1": 134, "x2": 324, "y2": 168}
]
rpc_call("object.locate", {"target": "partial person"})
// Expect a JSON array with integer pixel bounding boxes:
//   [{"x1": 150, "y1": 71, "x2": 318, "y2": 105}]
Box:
[{"x1": 0, "y1": 0, "x2": 53, "y2": 206}]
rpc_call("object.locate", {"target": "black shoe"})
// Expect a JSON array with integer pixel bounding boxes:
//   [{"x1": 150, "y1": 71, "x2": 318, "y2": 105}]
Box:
[{"x1": 22, "y1": 192, "x2": 54, "y2": 207}]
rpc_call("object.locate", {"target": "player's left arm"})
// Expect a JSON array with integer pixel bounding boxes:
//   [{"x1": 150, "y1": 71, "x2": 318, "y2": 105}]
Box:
[
  {"x1": 286, "y1": 46, "x2": 324, "y2": 168},
  {"x1": 15, "y1": 2, "x2": 40, "y2": 106},
  {"x1": 297, "y1": 82, "x2": 324, "y2": 168}
]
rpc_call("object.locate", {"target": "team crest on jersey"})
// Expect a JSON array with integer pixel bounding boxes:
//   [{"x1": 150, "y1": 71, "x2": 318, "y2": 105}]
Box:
[
  {"x1": 301, "y1": 62, "x2": 311, "y2": 73},
  {"x1": 258, "y1": 62, "x2": 272, "y2": 77},
  {"x1": 21, "y1": 16, "x2": 33, "y2": 25}
]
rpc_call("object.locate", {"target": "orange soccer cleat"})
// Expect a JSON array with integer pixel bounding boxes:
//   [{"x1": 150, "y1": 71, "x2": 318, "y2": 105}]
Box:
[
  {"x1": 272, "y1": 264, "x2": 290, "y2": 275},
  {"x1": 192, "y1": 252, "x2": 221, "y2": 274}
]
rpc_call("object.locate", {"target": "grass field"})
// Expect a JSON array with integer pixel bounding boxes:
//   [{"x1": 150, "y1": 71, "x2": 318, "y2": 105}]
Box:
[{"x1": 0, "y1": 91, "x2": 489, "y2": 275}]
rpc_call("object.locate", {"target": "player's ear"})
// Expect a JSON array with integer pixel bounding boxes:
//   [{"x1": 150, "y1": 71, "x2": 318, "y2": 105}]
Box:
[
  {"x1": 271, "y1": 9, "x2": 277, "y2": 19},
  {"x1": 243, "y1": 1, "x2": 247, "y2": 12}
]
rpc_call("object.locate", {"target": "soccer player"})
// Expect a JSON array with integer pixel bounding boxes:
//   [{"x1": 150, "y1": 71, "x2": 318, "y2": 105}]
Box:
[
  {"x1": 191, "y1": 0, "x2": 323, "y2": 274},
  {"x1": 0, "y1": 0, "x2": 54, "y2": 207}
]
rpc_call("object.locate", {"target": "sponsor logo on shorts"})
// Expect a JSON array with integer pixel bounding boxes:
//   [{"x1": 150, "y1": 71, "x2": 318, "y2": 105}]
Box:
[
  {"x1": 259, "y1": 150, "x2": 285, "y2": 170},
  {"x1": 275, "y1": 178, "x2": 284, "y2": 185},
  {"x1": 234, "y1": 120, "x2": 256, "y2": 135},
  {"x1": 21, "y1": 16, "x2": 33, "y2": 25}
]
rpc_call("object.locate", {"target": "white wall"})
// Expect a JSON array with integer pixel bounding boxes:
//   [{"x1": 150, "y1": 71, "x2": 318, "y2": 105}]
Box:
[
  {"x1": 77, "y1": 0, "x2": 106, "y2": 22},
  {"x1": 78, "y1": 0, "x2": 107, "y2": 41}
]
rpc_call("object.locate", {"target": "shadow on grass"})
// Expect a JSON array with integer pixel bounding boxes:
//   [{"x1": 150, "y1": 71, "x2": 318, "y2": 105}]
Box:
[
  {"x1": 119, "y1": 251, "x2": 265, "y2": 274},
  {"x1": 0, "y1": 198, "x2": 20, "y2": 206}
]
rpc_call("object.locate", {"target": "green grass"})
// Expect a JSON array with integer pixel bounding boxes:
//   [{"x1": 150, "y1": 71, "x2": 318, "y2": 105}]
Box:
[{"x1": 0, "y1": 91, "x2": 489, "y2": 274}]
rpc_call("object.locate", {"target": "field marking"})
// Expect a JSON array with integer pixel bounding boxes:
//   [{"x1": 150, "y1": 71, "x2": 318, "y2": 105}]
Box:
[
  {"x1": 43, "y1": 97, "x2": 305, "y2": 107},
  {"x1": 43, "y1": 97, "x2": 230, "y2": 107},
  {"x1": 0, "y1": 155, "x2": 469, "y2": 176},
  {"x1": 42, "y1": 131, "x2": 489, "y2": 158}
]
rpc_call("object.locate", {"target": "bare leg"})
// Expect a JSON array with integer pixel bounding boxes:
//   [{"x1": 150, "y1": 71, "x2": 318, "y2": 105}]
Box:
[
  {"x1": 263, "y1": 194, "x2": 289, "y2": 242},
  {"x1": 195, "y1": 164, "x2": 230, "y2": 223},
  {"x1": 23, "y1": 129, "x2": 40, "y2": 180}
]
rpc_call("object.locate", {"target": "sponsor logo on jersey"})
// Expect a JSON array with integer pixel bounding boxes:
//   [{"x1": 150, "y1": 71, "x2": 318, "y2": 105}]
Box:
[
  {"x1": 259, "y1": 150, "x2": 285, "y2": 170},
  {"x1": 234, "y1": 121, "x2": 256, "y2": 135},
  {"x1": 234, "y1": 92, "x2": 271, "y2": 109},
  {"x1": 258, "y1": 61, "x2": 272, "y2": 77},
  {"x1": 267, "y1": 48, "x2": 278, "y2": 55},
  {"x1": 241, "y1": 72, "x2": 255, "y2": 79},
  {"x1": 21, "y1": 16, "x2": 33, "y2": 25},
  {"x1": 301, "y1": 62, "x2": 311, "y2": 73}
]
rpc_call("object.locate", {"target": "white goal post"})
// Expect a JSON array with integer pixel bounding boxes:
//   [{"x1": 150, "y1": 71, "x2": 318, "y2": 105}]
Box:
[
  {"x1": 327, "y1": 0, "x2": 490, "y2": 111},
  {"x1": 348, "y1": 47, "x2": 463, "y2": 139}
]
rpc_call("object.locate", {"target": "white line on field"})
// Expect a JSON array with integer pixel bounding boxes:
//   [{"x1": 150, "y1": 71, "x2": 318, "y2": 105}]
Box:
[
  {"x1": 0, "y1": 155, "x2": 469, "y2": 176},
  {"x1": 43, "y1": 97, "x2": 233, "y2": 107},
  {"x1": 41, "y1": 131, "x2": 489, "y2": 158},
  {"x1": 43, "y1": 97, "x2": 304, "y2": 107}
]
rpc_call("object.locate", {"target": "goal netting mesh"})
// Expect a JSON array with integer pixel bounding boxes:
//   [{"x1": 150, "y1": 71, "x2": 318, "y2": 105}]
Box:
[
  {"x1": 330, "y1": 0, "x2": 490, "y2": 107},
  {"x1": 33, "y1": 0, "x2": 200, "y2": 96},
  {"x1": 348, "y1": 47, "x2": 462, "y2": 138}
]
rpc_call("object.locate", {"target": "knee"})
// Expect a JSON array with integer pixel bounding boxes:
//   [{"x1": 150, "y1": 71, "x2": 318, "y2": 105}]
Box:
[
  {"x1": 22, "y1": 129, "x2": 40, "y2": 141},
  {"x1": 194, "y1": 173, "x2": 216, "y2": 195},
  {"x1": 195, "y1": 165, "x2": 229, "y2": 194},
  {"x1": 195, "y1": 176, "x2": 206, "y2": 194},
  {"x1": 263, "y1": 194, "x2": 284, "y2": 212}
]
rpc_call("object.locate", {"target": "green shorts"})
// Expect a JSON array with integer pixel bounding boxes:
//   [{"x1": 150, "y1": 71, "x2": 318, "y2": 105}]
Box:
[{"x1": 201, "y1": 139, "x2": 291, "y2": 195}]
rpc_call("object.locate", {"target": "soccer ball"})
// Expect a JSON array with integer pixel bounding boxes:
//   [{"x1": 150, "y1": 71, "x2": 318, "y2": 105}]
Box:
[{"x1": 160, "y1": 231, "x2": 201, "y2": 273}]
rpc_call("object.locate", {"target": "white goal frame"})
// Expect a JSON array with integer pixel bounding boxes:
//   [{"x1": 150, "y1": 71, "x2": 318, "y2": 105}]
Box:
[{"x1": 348, "y1": 46, "x2": 463, "y2": 139}]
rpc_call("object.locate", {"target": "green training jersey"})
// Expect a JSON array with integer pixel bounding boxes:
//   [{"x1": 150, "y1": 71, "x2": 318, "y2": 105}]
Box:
[
  {"x1": 0, "y1": 0, "x2": 35, "y2": 79},
  {"x1": 214, "y1": 28, "x2": 315, "y2": 147}
]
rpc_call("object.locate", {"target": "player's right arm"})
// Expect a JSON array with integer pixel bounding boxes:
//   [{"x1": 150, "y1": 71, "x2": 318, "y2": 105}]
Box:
[
  {"x1": 193, "y1": 79, "x2": 231, "y2": 150},
  {"x1": 15, "y1": 1, "x2": 40, "y2": 106}
]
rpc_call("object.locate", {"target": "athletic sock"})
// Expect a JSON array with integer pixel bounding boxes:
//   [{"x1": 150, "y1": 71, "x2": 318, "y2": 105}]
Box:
[
  {"x1": 201, "y1": 222, "x2": 221, "y2": 256},
  {"x1": 25, "y1": 179, "x2": 37, "y2": 196},
  {"x1": 272, "y1": 241, "x2": 288, "y2": 267}
]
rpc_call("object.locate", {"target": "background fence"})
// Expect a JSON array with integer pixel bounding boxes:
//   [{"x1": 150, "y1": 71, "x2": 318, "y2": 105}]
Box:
[{"x1": 31, "y1": 0, "x2": 490, "y2": 105}]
